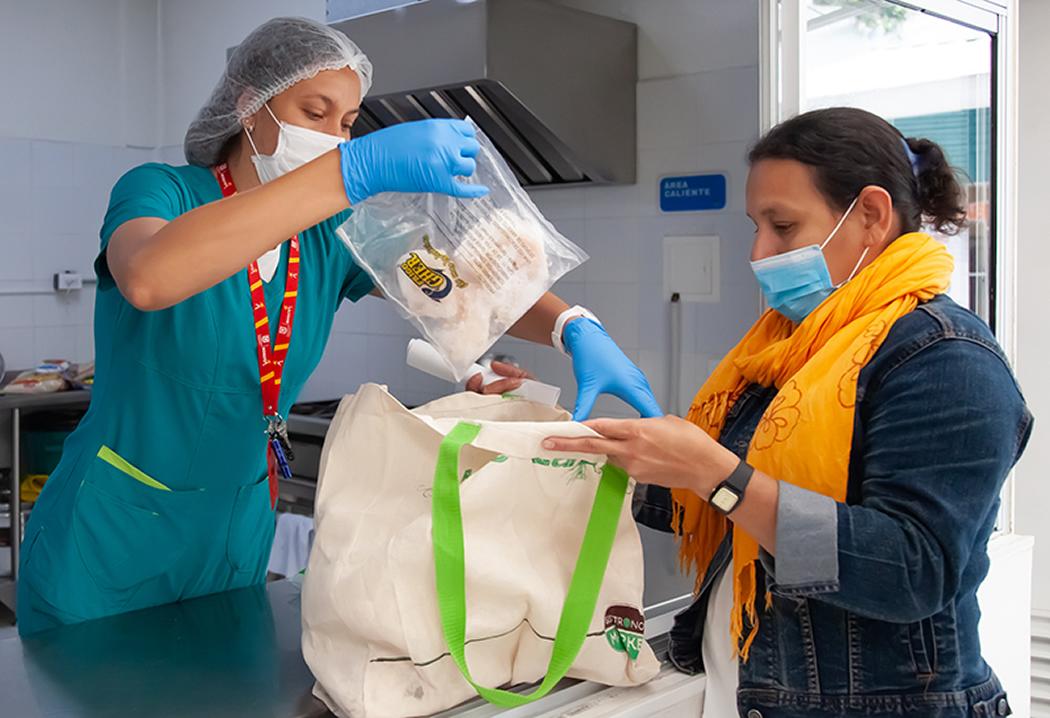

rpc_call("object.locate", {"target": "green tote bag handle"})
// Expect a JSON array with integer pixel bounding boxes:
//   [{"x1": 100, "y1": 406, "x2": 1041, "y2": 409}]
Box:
[{"x1": 431, "y1": 421, "x2": 630, "y2": 707}]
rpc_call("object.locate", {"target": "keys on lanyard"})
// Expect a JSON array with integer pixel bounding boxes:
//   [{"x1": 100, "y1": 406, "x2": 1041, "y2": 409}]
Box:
[
  {"x1": 266, "y1": 414, "x2": 295, "y2": 479},
  {"x1": 269, "y1": 438, "x2": 293, "y2": 481},
  {"x1": 265, "y1": 417, "x2": 293, "y2": 511}
]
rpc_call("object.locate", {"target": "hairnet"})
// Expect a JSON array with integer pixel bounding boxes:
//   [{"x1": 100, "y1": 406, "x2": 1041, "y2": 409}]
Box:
[{"x1": 184, "y1": 17, "x2": 373, "y2": 167}]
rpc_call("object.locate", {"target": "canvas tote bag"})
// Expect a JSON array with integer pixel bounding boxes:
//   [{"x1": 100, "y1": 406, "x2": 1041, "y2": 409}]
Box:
[{"x1": 302, "y1": 384, "x2": 659, "y2": 718}]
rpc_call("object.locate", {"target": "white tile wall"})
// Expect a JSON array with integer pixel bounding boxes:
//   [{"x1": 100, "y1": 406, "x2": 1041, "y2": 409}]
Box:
[
  {"x1": 158, "y1": 0, "x2": 327, "y2": 147},
  {"x1": 637, "y1": 76, "x2": 704, "y2": 152},
  {"x1": 586, "y1": 283, "x2": 641, "y2": 349},
  {"x1": 0, "y1": 0, "x2": 153, "y2": 147},
  {"x1": 0, "y1": 181, "x2": 33, "y2": 236},
  {"x1": 0, "y1": 297, "x2": 33, "y2": 329},
  {"x1": 299, "y1": 329, "x2": 369, "y2": 403},
  {"x1": 583, "y1": 218, "x2": 643, "y2": 284},
  {"x1": 0, "y1": 138, "x2": 32, "y2": 184},
  {"x1": 30, "y1": 142, "x2": 75, "y2": 189},
  {"x1": 1, "y1": 328, "x2": 36, "y2": 373},
  {"x1": 0, "y1": 137, "x2": 153, "y2": 369},
  {"x1": 694, "y1": 65, "x2": 762, "y2": 145},
  {"x1": 158, "y1": 145, "x2": 186, "y2": 166}
]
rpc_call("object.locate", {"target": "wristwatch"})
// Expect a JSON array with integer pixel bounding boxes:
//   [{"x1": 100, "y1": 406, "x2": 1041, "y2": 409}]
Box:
[
  {"x1": 709, "y1": 459, "x2": 755, "y2": 516},
  {"x1": 552, "y1": 305, "x2": 601, "y2": 356}
]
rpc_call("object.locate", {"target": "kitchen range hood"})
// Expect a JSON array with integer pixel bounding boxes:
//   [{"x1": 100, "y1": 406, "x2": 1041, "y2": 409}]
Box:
[{"x1": 331, "y1": 0, "x2": 637, "y2": 187}]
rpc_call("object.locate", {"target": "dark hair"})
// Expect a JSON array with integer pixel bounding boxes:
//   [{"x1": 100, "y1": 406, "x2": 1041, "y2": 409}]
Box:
[
  {"x1": 748, "y1": 107, "x2": 967, "y2": 235},
  {"x1": 218, "y1": 133, "x2": 242, "y2": 164}
]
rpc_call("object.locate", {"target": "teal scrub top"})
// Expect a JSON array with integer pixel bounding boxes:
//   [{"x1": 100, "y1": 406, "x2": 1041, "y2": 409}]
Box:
[{"x1": 17, "y1": 163, "x2": 373, "y2": 635}]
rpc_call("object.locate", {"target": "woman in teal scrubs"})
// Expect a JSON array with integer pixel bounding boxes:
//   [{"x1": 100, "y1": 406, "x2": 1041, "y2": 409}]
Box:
[{"x1": 17, "y1": 17, "x2": 661, "y2": 635}]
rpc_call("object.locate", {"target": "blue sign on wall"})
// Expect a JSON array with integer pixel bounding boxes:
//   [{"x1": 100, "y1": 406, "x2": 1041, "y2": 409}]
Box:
[{"x1": 659, "y1": 173, "x2": 727, "y2": 212}]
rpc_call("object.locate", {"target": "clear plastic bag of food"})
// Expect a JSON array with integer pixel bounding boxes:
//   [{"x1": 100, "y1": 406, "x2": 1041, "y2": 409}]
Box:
[
  {"x1": 0, "y1": 360, "x2": 72, "y2": 394},
  {"x1": 336, "y1": 118, "x2": 588, "y2": 381}
]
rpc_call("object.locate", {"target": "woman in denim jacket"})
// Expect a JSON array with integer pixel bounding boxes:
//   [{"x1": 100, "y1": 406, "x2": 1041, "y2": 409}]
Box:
[{"x1": 547, "y1": 107, "x2": 1032, "y2": 718}]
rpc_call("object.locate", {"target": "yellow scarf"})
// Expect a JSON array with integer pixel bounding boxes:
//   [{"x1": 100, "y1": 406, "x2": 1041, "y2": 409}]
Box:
[{"x1": 671, "y1": 232, "x2": 953, "y2": 659}]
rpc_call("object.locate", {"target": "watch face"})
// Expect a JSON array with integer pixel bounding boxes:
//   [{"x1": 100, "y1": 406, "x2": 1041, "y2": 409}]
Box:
[{"x1": 711, "y1": 486, "x2": 739, "y2": 513}]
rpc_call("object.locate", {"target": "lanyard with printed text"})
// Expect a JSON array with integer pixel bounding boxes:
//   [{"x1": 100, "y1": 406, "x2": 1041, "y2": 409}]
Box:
[{"x1": 216, "y1": 162, "x2": 298, "y2": 508}]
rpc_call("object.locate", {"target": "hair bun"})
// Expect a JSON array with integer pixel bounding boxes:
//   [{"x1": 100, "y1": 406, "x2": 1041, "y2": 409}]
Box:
[{"x1": 906, "y1": 138, "x2": 967, "y2": 235}]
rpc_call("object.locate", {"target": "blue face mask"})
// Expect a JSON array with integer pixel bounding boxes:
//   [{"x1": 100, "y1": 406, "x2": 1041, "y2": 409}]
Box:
[{"x1": 750, "y1": 196, "x2": 868, "y2": 323}]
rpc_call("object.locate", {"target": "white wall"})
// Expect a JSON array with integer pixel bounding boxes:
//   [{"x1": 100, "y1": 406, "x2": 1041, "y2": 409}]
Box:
[
  {"x1": 0, "y1": 0, "x2": 158, "y2": 369},
  {"x1": 157, "y1": 0, "x2": 327, "y2": 151},
  {"x1": 0, "y1": 0, "x2": 158, "y2": 146},
  {"x1": 0, "y1": 0, "x2": 329, "y2": 370},
  {"x1": 1015, "y1": 0, "x2": 1050, "y2": 614},
  {"x1": 303, "y1": 0, "x2": 762, "y2": 410},
  {"x1": 0, "y1": 137, "x2": 154, "y2": 369}
]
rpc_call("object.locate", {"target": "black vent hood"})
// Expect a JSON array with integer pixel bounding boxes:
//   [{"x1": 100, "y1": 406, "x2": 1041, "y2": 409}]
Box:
[{"x1": 332, "y1": 0, "x2": 637, "y2": 187}]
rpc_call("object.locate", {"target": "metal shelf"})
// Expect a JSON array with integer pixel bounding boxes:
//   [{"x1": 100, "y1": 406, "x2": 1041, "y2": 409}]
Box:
[
  {"x1": 0, "y1": 389, "x2": 92, "y2": 617},
  {"x1": 0, "y1": 577, "x2": 14, "y2": 614}
]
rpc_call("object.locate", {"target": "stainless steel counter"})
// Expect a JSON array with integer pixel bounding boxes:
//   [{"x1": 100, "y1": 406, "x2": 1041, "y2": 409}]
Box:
[
  {"x1": 0, "y1": 579, "x2": 330, "y2": 718},
  {"x1": 0, "y1": 389, "x2": 93, "y2": 412},
  {"x1": 0, "y1": 578, "x2": 696, "y2": 718}
]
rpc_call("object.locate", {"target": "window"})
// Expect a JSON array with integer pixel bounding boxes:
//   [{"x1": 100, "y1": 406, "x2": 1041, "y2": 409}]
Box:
[
  {"x1": 762, "y1": 0, "x2": 1016, "y2": 530},
  {"x1": 802, "y1": 0, "x2": 994, "y2": 323}
]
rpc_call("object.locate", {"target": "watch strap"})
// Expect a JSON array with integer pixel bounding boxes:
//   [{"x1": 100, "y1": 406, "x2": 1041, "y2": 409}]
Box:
[{"x1": 710, "y1": 458, "x2": 755, "y2": 516}]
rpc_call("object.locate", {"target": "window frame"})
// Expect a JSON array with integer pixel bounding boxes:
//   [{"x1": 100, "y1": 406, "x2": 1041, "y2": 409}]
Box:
[{"x1": 759, "y1": 0, "x2": 1019, "y2": 532}]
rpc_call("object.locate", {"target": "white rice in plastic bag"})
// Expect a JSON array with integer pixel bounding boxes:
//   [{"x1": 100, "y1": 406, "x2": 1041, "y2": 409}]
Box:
[{"x1": 336, "y1": 118, "x2": 587, "y2": 380}]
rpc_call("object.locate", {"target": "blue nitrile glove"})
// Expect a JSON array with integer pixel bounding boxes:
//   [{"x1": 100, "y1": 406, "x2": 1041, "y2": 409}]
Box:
[
  {"x1": 564, "y1": 318, "x2": 663, "y2": 421},
  {"x1": 338, "y1": 119, "x2": 490, "y2": 203}
]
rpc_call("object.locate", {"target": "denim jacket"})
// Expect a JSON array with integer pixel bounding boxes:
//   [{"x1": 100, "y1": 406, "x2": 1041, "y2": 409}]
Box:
[{"x1": 636, "y1": 295, "x2": 1033, "y2": 718}]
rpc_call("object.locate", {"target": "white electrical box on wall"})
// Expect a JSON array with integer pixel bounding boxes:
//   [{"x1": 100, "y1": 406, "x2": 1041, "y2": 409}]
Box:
[{"x1": 663, "y1": 235, "x2": 720, "y2": 302}]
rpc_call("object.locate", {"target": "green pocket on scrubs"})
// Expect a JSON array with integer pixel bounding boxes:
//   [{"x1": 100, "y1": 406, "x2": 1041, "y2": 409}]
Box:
[
  {"x1": 97, "y1": 445, "x2": 171, "y2": 491},
  {"x1": 73, "y1": 449, "x2": 202, "y2": 592}
]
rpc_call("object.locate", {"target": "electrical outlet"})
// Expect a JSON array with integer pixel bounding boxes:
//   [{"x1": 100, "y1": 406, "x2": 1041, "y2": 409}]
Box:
[{"x1": 53, "y1": 271, "x2": 83, "y2": 292}]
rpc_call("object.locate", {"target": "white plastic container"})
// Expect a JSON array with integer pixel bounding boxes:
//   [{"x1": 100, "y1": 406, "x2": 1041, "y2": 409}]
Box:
[{"x1": 406, "y1": 339, "x2": 562, "y2": 407}]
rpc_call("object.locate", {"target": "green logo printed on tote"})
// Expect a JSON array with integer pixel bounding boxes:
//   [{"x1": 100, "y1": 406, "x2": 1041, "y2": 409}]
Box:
[
  {"x1": 531, "y1": 457, "x2": 601, "y2": 481},
  {"x1": 604, "y1": 605, "x2": 646, "y2": 661},
  {"x1": 464, "y1": 456, "x2": 599, "y2": 483}
]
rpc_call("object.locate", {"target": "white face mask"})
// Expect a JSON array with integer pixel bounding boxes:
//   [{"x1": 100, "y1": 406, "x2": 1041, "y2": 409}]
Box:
[{"x1": 245, "y1": 104, "x2": 344, "y2": 184}]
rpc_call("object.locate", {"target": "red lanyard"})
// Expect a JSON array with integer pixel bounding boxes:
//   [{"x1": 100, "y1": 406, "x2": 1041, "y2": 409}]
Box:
[{"x1": 215, "y1": 163, "x2": 299, "y2": 508}]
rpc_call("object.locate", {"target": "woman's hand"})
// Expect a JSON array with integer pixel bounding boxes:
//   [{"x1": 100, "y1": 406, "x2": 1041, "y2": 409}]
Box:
[
  {"x1": 339, "y1": 119, "x2": 490, "y2": 204},
  {"x1": 503, "y1": 295, "x2": 662, "y2": 421},
  {"x1": 543, "y1": 416, "x2": 738, "y2": 496},
  {"x1": 563, "y1": 319, "x2": 662, "y2": 421},
  {"x1": 546, "y1": 417, "x2": 779, "y2": 551},
  {"x1": 464, "y1": 361, "x2": 532, "y2": 396}
]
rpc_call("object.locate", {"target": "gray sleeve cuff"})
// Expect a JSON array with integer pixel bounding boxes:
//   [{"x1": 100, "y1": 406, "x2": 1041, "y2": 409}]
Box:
[{"x1": 768, "y1": 482, "x2": 840, "y2": 595}]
